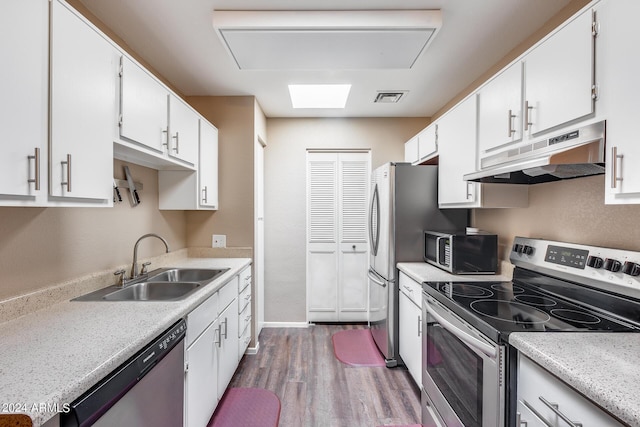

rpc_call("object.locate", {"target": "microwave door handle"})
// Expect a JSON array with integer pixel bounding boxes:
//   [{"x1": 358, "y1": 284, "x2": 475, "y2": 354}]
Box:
[
  {"x1": 435, "y1": 236, "x2": 443, "y2": 265},
  {"x1": 425, "y1": 299, "x2": 497, "y2": 359},
  {"x1": 368, "y1": 269, "x2": 387, "y2": 287}
]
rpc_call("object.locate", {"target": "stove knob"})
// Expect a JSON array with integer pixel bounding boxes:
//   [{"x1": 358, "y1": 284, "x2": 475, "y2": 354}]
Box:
[
  {"x1": 522, "y1": 245, "x2": 534, "y2": 255},
  {"x1": 513, "y1": 244, "x2": 523, "y2": 254},
  {"x1": 586, "y1": 256, "x2": 604, "y2": 269},
  {"x1": 622, "y1": 262, "x2": 640, "y2": 276},
  {"x1": 603, "y1": 258, "x2": 622, "y2": 272}
]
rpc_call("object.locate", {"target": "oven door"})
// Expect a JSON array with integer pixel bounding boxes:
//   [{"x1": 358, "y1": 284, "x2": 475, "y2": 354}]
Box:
[{"x1": 422, "y1": 294, "x2": 505, "y2": 427}]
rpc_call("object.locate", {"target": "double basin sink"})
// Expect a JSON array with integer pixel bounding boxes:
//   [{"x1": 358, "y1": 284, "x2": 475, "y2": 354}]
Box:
[{"x1": 73, "y1": 268, "x2": 229, "y2": 302}]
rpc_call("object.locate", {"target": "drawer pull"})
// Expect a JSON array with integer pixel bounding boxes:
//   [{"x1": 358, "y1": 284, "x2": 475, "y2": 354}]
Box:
[{"x1": 539, "y1": 396, "x2": 583, "y2": 427}]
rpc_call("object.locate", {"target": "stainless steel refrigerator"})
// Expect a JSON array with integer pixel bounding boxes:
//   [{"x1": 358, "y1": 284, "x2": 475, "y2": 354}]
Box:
[{"x1": 367, "y1": 163, "x2": 467, "y2": 367}]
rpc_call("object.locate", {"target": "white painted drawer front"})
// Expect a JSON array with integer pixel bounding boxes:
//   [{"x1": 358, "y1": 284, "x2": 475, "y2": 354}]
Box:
[
  {"x1": 238, "y1": 266, "x2": 251, "y2": 293},
  {"x1": 518, "y1": 355, "x2": 624, "y2": 427},
  {"x1": 238, "y1": 283, "x2": 251, "y2": 313},
  {"x1": 239, "y1": 302, "x2": 251, "y2": 338},
  {"x1": 238, "y1": 321, "x2": 251, "y2": 360},
  {"x1": 399, "y1": 272, "x2": 422, "y2": 307},
  {"x1": 218, "y1": 276, "x2": 238, "y2": 315},
  {"x1": 186, "y1": 292, "x2": 218, "y2": 347}
]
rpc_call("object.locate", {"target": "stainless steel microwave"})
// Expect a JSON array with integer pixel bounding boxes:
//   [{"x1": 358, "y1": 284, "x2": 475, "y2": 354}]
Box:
[{"x1": 424, "y1": 231, "x2": 498, "y2": 274}]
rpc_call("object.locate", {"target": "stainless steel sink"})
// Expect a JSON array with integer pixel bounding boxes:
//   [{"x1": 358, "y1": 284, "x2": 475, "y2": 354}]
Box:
[
  {"x1": 103, "y1": 281, "x2": 201, "y2": 301},
  {"x1": 147, "y1": 268, "x2": 224, "y2": 283},
  {"x1": 73, "y1": 267, "x2": 229, "y2": 301}
]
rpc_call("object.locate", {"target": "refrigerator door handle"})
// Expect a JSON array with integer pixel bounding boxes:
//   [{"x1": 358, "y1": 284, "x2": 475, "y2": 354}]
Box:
[
  {"x1": 369, "y1": 184, "x2": 380, "y2": 256},
  {"x1": 368, "y1": 268, "x2": 387, "y2": 287}
]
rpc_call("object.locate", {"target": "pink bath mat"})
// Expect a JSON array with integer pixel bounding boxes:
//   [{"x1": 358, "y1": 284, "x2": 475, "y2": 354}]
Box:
[
  {"x1": 208, "y1": 388, "x2": 281, "y2": 427},
  {"x1": 331, "y1": 329, "x2": 386, "y2": 367}
]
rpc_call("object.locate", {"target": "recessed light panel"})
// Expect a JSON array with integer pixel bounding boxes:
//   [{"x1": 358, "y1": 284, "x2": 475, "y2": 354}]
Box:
[{"x1": 288, "y1": 84, "x2": 351, "y2": 109}]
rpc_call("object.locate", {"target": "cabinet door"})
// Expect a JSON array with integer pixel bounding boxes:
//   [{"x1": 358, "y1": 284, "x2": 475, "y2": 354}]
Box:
[
  {"x1": 168, "y1": 94, "x2": 199, "y2": 166},
  {"x1": 399, "y1": 290, "x2": 421, "y2": 386},
  {"x1": 0, "y1": 0, "x2": 47, "y2": 199},
  {"x1": 217, "y1": 297, "x2": 239, "y2": 400},
  {"x1": 199, "y1": 121, "x2": 219, "y2": 208},
  {"x1": 437, "y1": 96, "x2": 480, "y2": 207},
  {"x1": 185, "y1": 319, "x2": 219, "y2": 427},
  {"x1": 524, "y1": 8, "x2": 594, "y2": 136},
  {"x1": 404, "y1": 136, "x2": 418, "y2": 163},
  {"x1": 120, "y1": 56, "x2": 168, "y2": 153},
  {"x1": 50, "y1": 0, "x2": 116, "y2": 201},
  {"x1": 418, "y1": 125, "x2": 437, "y2": 161},
  {"x1": 478, "y1": 62, "x2": 523, "y2": 154},
  {"x1": 598, "y1": 0, "x2": 640, "y2": 202}
]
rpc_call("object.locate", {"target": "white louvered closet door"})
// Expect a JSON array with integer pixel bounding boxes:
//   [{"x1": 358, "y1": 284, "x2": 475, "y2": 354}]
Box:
[{"x1": 307, "y1": 151, "x2": 370, "y2": 322}]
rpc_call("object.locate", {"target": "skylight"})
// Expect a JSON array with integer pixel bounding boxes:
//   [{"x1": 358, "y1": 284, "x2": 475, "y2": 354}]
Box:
[{"x1": 288, "y1": 84, "x2": 351, "y2": 109}]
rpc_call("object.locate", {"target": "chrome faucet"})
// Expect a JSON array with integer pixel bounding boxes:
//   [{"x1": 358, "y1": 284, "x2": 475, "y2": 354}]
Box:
[{"x1": 131, "y1": 233, "x2": 170, "y2": 279}]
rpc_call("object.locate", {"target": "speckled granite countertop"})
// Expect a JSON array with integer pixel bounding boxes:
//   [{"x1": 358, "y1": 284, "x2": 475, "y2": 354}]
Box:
[
  {"x1": 0, "y1": 257, "x2": 251, "y2": 427},
  {"x1": 510, "y1": 333, "x2": 640, "y2": 426},
  {"x1": 397, "y1": 262, "x2": 510, "y2": 283}
]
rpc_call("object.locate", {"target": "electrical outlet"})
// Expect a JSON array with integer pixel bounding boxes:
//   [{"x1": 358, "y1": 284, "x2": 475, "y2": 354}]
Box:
[{"x1": 212, "y1": 234, "x2": 226, "y2": 248}]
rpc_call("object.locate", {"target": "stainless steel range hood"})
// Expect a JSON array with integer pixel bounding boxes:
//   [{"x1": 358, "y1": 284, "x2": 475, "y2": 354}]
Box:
[{"x1": 464, "y1": 121, "x2": 606, "y2": 184}]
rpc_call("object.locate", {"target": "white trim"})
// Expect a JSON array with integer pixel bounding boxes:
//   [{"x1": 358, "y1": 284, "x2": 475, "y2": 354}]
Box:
[
  {"x1": 245, "y1": 341, "x2": 260, "y2": 355},
  {"x1": 262, "y1": 321, "x2": 310, "y2": 328}
]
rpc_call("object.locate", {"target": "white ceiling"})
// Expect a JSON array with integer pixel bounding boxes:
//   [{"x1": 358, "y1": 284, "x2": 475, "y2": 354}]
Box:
[{"x1": 78, "y1": 0, "x2": 573, "y2": 118}]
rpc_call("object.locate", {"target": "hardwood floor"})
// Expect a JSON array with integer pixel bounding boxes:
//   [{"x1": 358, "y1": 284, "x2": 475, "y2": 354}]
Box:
[{"x1": 228, "y1": 324, "x2": 421, "y2": 427}]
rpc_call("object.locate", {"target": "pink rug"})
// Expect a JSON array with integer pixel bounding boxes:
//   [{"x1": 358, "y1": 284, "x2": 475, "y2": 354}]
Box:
[
  {"x1": 208, "y1": 388, "x2": 281, "y2": 427},
  {"x1": 331, "y1": 329, "x2": 386, "y2": 367},
  {"x1": 376, "y1": 425, "x2": 421, "y2": 427}
]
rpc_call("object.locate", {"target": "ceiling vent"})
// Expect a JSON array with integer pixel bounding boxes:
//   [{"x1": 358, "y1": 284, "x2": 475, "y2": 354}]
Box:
[
  {"x1": 374, "y1": 91, "x2": 407, "y2": 103},
  {"x1": 212, "y1": 10, "x2": 442, "y2": 70}
]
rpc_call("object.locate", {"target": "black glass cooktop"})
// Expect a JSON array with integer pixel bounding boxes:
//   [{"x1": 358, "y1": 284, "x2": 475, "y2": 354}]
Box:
[{"x1": 423, "y1": 268, "x2": 640, "y2": 343}]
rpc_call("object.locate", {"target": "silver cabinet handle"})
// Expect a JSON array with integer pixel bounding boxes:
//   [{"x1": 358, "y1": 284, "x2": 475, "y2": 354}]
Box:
[
  {"x1": 172, "y1": 131, "x2": 179, "y2": 153},
  {"x1": 417, "y1": 315, "x2": 422, "y2": 337},
  {"x1": 611, "y1": 146, "x2": 623, "y2": 189},
  {"x1": 202, "y1": 185, "x2": 208, "y2": 203},
  {"x1": 28, "y1": 147, "x2": 40, "y2": 190},
  {"x1": 61, "y1": 154, "x2": 71, "y2": 192},
  {"x1": 222, "y1": 317, "x2": 228, "y2": 339},
  {"x1": 524, "y1": 101, "x2": 533, "y2": 131},
  {"x1": 466, "y1": 181, "x2": 473, "y2": 200},
  {"x1": 538, "y1": 396, "x2": 583, "y2": 427},
  {"x1": 214, "y1": 325, "x2": 222, "y2": 347},
  {"x1": 508, "y1": 109, "x2": 516, "y2": 137},
  {"x1": 516, "y1": 412, "x2": 528, "y2": 426},
  {"x1": 162, "y1": 128, "x2": 169, "y2": 149}
]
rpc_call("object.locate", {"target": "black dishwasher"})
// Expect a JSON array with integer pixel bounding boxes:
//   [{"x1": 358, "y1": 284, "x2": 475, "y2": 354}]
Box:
[{"x1": 62, "y1": 319, "x2": 186, "y2": 427}]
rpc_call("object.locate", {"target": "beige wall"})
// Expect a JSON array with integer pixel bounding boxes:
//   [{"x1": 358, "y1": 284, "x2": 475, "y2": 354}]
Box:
[
  {"x1": 264, "y1": 117, "x2": 429, "y2": 322},
  {"x1": 0, "y1": 160, "x2": 186, "y2": 300},
  {"x1": 474, "y1": 176, "x2": 640, "y2": 264},
  {"x1": 185, "y1": 96, "x2": 256, "y2": 248}
]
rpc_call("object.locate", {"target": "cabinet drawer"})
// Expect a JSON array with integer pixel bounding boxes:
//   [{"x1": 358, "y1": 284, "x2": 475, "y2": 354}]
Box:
[
  {"x1": 399, "y1": 272, "x2": 422, "y2": 307},
  {"x1": 186, "y1": 292, "x2": 218, "y2": 347},
  {"x1": 238, "y1": 266, "x2": 251, "y2": 293},
  {"x1": 218, "y1": 276, "x2": 238, "y2": 315},
  {"x1": 518, "y1": 355, "x2": 624, "y2": 427},
  {"x1": 239, "y1": 303, "x2": 251, "y2": 338},
  {"x1": 238, "y1": 283, "x2": 251, "y2": 313},
  {"x1": 238, "y1": 321, "x2": 251, "y2": 359}
]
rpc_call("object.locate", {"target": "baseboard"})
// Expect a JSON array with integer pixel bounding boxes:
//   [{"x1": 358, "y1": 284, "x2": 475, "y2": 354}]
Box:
[
  {"x1": 262, "y1": 321, "x2": 309, "y2": 328},
  {"x1": 245, "y1": 341, "x2": 260, "y2": 355}
]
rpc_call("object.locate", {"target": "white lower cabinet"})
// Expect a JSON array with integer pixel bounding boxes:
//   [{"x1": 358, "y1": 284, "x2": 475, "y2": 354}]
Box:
[
  {"x1": 517, "y1": 354, "x2": 624, "y2": 427},
  {"x1": 398, "y1": 272, "x2": 422, "y2": 386},
  {"x1": 184, "y1": 265, "x2": 250, "y2": 427},
  {"x1": 237, "y1": 266, "x2": 252, "y2": 360}
]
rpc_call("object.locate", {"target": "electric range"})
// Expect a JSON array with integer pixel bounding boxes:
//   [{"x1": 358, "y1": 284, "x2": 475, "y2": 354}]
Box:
[{"x1": 420, "y1": 236, "x2": 640, "y2": 427}]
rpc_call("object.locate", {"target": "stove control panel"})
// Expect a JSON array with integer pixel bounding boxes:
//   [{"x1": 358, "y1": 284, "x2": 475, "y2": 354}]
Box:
[{"x1": 510, "y1": 236, "x2": 640, "y2": 300}]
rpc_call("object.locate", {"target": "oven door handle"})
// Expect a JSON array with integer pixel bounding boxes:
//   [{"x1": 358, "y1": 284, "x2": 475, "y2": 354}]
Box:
[{"x1": 425, "y1": 299, "x2": 497, "y2": 359}]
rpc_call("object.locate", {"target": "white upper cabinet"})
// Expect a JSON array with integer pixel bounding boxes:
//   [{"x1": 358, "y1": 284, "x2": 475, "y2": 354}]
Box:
[
  {"x1": 523, "y1": 8, "x2": 595, "y2": 137},
  {"x1": 439, "y1": 96, "x2": 528, "y2": 209},
  {"x1": 199, "y1": 121, "x2": 219, "y2": 209},
  {"x1": 0, "y1": 0, "x2": 48, "y2": 202},
  {"x1": 50, "y1": 0, "x2": 117, "y2": 202},
  {"x1": 404, "y1": 135, "x2": 419, "y2": 163},
  {"x1": 168, "y1": 94, "x2": 199, "y2": 166},
  {"x1": 597, "y1": 0, "x2": 640, "y2": 203},
  {"x1": 418, "y1": 125, "x2": 438, "y2": 161},
  {"x1": 120, "y1": 56, "x2": 168, "y2": 154},
  {"x1": 478, "y1": 62, "x2": 523, "y2": 154}
]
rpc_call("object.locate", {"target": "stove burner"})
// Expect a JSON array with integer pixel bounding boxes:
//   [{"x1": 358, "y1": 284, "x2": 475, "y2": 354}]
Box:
[
  {"x1": 550, "y1": 309, "x2": 601, "y2": 325},
  {"x1": 514, "y1": 294, "x2": 557, "y2": 307},
  {"x1": 470, "y1": 300, "x2": 551, "y2": 324},
  {"x1": 491, "y1": 283, "x2": 525, "y2": 294},
  {"x1": 439, "y1": 283, "x2": 494, "y2": 298}
]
